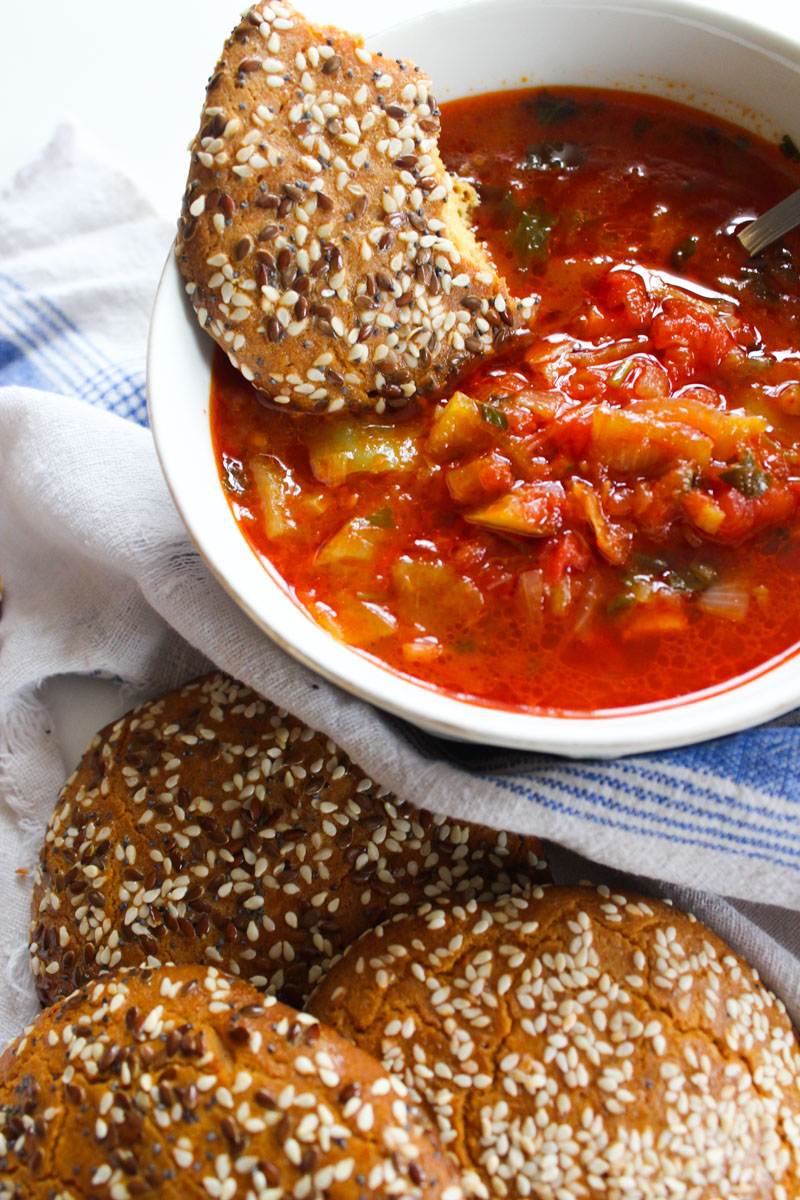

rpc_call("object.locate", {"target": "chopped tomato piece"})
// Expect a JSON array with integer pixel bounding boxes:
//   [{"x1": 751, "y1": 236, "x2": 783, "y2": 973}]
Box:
[
  {"x1": 652, "y1": 297, "x2": 735, "y2": 380},
  {"x1": 601, "y1": 269, "x2": 655, "y2": 328},
  {"x1": 775, "y1": 382, "x2": 800, "y2": 416},
  {"x1": 712, "y1": 484, "x2": 797, "y2": 544},
  {"x1": 545, "y1": 406, "x2": 593, "y2": 458},
  {"x1": 634, "y1": 464, "x2": 695, "y2": 539},
  {"x1": 570, "y1": 478, "x2": 632, "y2": 565},
  {"x1": 629, "y1": 358, "x2": 670, "y2": 399},
  {"x1": 544, "y1": 530, "x2": 591, "y2": 582}
]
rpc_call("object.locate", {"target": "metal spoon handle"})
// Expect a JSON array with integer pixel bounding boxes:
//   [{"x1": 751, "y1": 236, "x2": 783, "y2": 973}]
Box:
[{"x1": 738, "y1": 186, "x2": 800, "y2": 256}]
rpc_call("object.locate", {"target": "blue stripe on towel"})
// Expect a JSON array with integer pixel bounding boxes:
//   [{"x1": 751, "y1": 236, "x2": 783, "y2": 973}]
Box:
[
  {"x1": 483, "y1": 768, "x2": 800, "y2": 870},
  {"x1": 0, "y1": 273, "x2": 148, "y2": 424},
  {"x1": 478, "y1": 748, "x2": 800, "y2": 848}
]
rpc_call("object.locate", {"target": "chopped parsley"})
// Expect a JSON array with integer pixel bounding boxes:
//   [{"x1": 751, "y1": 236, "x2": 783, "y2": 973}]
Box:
[
  {"x1": 779, "y1": 133, "x2": 800, "y2": 163},
  {"x1": 479, "y1": 402, "x2": 508, "y2": 430},
  {"x1": 367, "y1": 506, "x2": 396, "y2": 529},
  {"x1": 510, "y1": 202, "x2": 556, "y2": 267},
  {"x1": 670, "y1": 236, "x2": 698, "y2": 271},
  {"x1": 534, "y1": 90, "x2": 581, "y2": 125}
]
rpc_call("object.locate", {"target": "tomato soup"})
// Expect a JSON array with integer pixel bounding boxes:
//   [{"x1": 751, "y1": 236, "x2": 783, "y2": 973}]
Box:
[{"x1": 211, "y1": 87, "x2": 800, "y2": 713}]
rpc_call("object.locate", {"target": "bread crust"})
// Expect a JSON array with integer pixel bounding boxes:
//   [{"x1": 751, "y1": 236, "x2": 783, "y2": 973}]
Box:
[
  {"x1": 309, "y1": 883, "x2": 800, "y2": 1198},
  {"x1": 175, "y1": 0, "x2": 530, "y2": 414},
  {"x1": 30, "y1": 672, "x2": 547, "y2": 1009},
  {"x1": 0, "y1": 962, "x2": 463, "y2": 1198}
]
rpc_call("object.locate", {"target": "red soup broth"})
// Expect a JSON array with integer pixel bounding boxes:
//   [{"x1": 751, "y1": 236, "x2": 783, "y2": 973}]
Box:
[{"x1": 211, "y1": 87, "x2": 800, "y2": 714}]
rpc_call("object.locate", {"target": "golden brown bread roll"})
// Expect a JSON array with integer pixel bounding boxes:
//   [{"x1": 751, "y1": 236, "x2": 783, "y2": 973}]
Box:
[
  {"x1": 175, "y1": 0, "x2": 531, "y2": 413},
  {"x1": 0, "y1": 962, "x2": 463, "y2": 1199},
  {"x1": 308, "y1": 883, "x2": 800, "y2": 1198},
  {"x1": 30, "y1": 671, "x2": 548, "y2": 1008}
]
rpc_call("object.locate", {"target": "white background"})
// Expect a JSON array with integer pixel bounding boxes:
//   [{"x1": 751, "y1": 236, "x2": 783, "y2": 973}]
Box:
[{"x1": 2, "y1": 0, "x2": 800, "y2": 768}]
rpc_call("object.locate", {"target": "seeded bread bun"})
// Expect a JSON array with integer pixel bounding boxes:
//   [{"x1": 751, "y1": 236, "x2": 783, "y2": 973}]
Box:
[
  {"x1": 175, "y1": 0, "x2": 531, "y2": 414},
  {"x1": 308, "y1": 884, "x2": 800, "y2": 1198},
  {"x1": 0, "y1": 962, "x2": 463, "y2": 1199},
  {"x1": 30, "y1": 671, "x2": 547, "y2": 1010}
]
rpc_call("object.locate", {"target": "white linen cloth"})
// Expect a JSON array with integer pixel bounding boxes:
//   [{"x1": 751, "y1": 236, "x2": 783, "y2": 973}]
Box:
[{"x1": 1, "y1": 127, "x2": 799, "y2": 1046}]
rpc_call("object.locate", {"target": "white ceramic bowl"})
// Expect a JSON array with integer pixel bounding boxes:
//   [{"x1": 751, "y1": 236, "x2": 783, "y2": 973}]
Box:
[{"x1": 148, "y1": 0, "x2": 800, "y2": 756}]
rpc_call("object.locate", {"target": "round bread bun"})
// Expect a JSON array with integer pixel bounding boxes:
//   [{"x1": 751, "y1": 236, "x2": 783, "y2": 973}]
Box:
[
  {"x1": 308, "y1": 884, "x2": 800, "y2": 1198},
  {"x1": 175, "y1": 0, "x2": 531, "y2": 414},
  {"x1": 0, "y1": 962, "x2": 463, "y2": 1199},
  {"x1": 30, "y1": 671, "x2": 547, "y2": 1010}
]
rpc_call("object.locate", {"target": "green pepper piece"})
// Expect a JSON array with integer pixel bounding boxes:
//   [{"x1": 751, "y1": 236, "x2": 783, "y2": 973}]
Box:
[
  {"x1": 720, "y1": 451, "x2": 771, "y2": 499},
  {"x1": 607, "y1": 592, "x2": 635, "y2": 615},
  {"x1": 631, "y1": 552, "x2": 669, "y2": 574},
  {"x1": 666, "y1": 563, "x2": 717, "y2": 592}
]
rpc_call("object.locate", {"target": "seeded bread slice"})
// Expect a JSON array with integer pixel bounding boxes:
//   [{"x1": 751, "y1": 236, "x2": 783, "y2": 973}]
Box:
[
  {"x1": 29, "y1": 672, "x2": 548, "y2": 1009},
  {"x1": 175, "y1": 0, "x2": 532, "y2": 414},
  {"x1": 0, "y1": 964, "x2": 463, "y2": 1199},
  {"x1": 309, "y1": 884, "x2": 800, "y2": 1198}
]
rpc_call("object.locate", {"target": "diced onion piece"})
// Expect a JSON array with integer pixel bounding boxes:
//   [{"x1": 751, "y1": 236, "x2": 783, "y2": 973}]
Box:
[
  {"x1": 308, "y1": 600, "x2": 343, "y2": 638},
  {"x1": 697, "y1": 581, "x2": 750, "y2": 622},
  {"x1": 316, "y1": 518, "x2": 388, "y2": 565},
  {"x1": 392, "y1": 558, "x2": 483, "y2": 635},
  {"x1": 571, "y1": 574, "x2": 605, "y2": 639},
  {"x1": 426, "y1": 391, "x2": 493, "y2": 462},
  {"x1": 631, "y1": 358, "x2": 670, "y2": 399},
  {"x1": 524, "y1": 338, "x2": 570, "y2": 367},
  {"x1": 516, "y1": 569, "x2": 545, "y2": 624},
  {"x1": 591, "y1": 405, "x2": 712, "y2": 473},
  {"x1": 310, "y1": 596, "x2": 397, "y2": 647},
  {"x1": 630, "y1": 393, "x2": 767, "y2": 459},
  {"x1": 569, "y1": 337, "x2": 646, "y2": 366},
  {"x1": 550, "y1": 574, "x2": 577, "y2": 617},
  {"x1": 466, "y1": 481, "x2": 565, "y2": 537},
  {"x1": 753, "y1": 584, "x2": 770, "y2": 610},
  {"x1": 682, "y1": 490, "x2": 726, "y2": 535},
  {"x1": 306, "y1": 419, "x2": 420, "y2": 484},
  {"x1": 622, "y1": 596, "x2": 689, "y2": 639},
  {"x1": 402, "y1": 637, "x2": 443, "y2": 665},
  {"x1": 251, "y1": 456, "x2": 298, "y2": 539}
]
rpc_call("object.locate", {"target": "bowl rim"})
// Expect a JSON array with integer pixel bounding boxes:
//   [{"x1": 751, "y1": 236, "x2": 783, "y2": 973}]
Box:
[{"x1": 148, "y1": 0, "x2": 800, "y2": 757}]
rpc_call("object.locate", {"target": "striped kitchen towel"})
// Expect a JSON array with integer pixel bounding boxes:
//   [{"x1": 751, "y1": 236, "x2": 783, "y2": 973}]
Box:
[{"x1": 0, "y1": 126, "x2": 798, "y2": 1043}]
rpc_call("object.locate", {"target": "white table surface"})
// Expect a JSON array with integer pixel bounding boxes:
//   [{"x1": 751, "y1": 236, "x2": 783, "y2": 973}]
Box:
[{"x1": 3, "y1": 0, "x2": 800, "y2": 773}]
